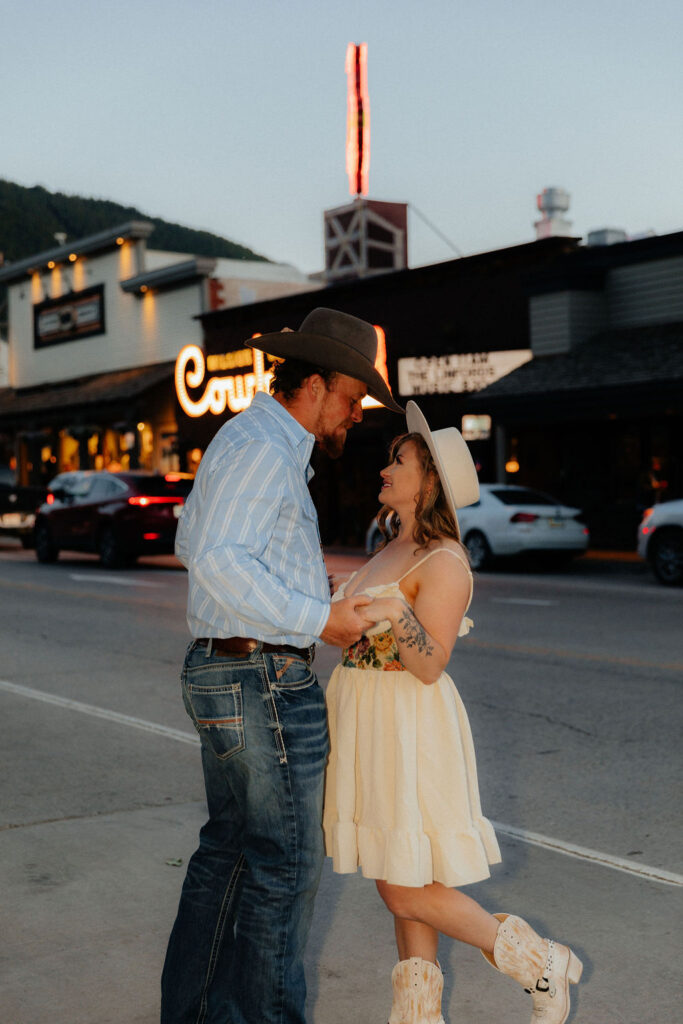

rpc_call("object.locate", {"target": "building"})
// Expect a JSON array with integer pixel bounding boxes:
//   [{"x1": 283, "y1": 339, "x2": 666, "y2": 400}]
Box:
[
  {"x1": 178, "y1": 236, "x2": 578, "y2": 544},
  {"x1": 174, "y1": 230, "x2": 683, "y2": 548},
  {"x1": 0, "y1": 221, "x2": 318, "y2": 483},
  {"x1": 467, "y1": 229, "x2": 683, "y2": 547},
  {"x1": 4, "y1": 211, "x2": 680, "y2": 550}
]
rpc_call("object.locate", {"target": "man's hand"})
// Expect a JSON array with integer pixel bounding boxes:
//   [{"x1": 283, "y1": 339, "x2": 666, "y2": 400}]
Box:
[{"x1": 320, "y1": 595, "x2": 373, "y2": 648}]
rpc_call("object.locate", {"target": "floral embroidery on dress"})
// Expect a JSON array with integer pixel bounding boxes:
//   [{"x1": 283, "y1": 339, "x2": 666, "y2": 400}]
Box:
[{"x1": 343, "y1": 630, "x2": 405, "y2": 671}]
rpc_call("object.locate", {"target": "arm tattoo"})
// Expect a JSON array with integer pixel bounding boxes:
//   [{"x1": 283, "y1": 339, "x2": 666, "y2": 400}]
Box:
[{"x1": 397, "y1": 607, "x2": 434, "y2": 656}]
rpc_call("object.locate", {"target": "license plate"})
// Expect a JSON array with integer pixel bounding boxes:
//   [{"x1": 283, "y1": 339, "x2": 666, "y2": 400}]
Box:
[
  {"x1": 173, "y1": 504, "x2": 183, "y2": 519},
  {"x1": 548, "y1": 517, "x2": 565, "y2": 528},
  {"x1": 1, "y1": 512, "x2": 30, "y2": 527}
]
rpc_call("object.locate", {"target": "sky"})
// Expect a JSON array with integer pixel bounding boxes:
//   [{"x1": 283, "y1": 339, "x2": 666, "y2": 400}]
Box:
[{"x1": 2, "y1": 0, "x2": 682, "y2": 274}]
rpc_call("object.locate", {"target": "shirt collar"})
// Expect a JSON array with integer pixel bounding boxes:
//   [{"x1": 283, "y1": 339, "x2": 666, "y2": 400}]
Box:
[{"x1": 250, "y1": 391, "x2": 316, "y2": 478}]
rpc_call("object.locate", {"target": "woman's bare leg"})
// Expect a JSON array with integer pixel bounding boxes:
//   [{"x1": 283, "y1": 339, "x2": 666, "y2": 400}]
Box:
[
  {"x1": 394, "y1": 916, "x2": 439, "y2": 962},
  {"x1": 376, "y1": 880, "x2": 499, "y2": 954}
]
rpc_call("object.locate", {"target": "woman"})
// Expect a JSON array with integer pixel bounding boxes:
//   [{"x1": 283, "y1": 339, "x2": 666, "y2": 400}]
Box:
[{"x1": 323, "y1": 402, "x2": 582, "y2": 1024}]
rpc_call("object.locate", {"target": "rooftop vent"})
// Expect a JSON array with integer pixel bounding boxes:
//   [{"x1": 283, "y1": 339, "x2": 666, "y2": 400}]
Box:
[
  {"x1": 586, "y1": 228, "x2": 628, "y2": 246},
  {"x1": 534, "y1": 187, "x2": 573, "y2": 240}
]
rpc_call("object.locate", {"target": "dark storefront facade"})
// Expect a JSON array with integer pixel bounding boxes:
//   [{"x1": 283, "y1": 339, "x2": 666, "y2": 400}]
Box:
[
  {"x1": 176, "y1": 230, "x2": 683, "y2": 549},
  {"x1": 467, "y1": 322, "x2": 683, "y2": 547},
  {"x1": 175, "y1": 237, "x2": 576, "y2": 545}
]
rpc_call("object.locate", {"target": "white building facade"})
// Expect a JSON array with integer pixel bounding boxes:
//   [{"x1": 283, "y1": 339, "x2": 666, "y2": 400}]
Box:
[{"x1": 0, "y1": 221, "x2": 318, "y2": 482}]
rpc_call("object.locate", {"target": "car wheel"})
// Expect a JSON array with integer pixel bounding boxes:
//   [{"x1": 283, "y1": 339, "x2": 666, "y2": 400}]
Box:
[
  {"x1": 35, "y1": 522, "x2": 58, "y2": 563},
  {"x1": 465, "y1": 530, "x2": 492, "y2": 570},
  {"x1": 98, "y1": 526, "x2": 127, "y2": 569},
  {"x1": 649, "y1": 529, "x2": 683, "y2": 586}
]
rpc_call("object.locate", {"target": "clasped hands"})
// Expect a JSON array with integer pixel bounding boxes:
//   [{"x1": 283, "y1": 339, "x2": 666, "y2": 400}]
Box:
[{"x1": 320, "y1": 593, "x2": 403, "y2": 648}]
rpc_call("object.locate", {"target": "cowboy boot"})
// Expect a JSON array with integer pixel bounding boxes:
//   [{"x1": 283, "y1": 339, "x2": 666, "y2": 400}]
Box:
[
  {"x1": 388, "y1": 957, "x2": 446, "y2": 1024},
  {"x1": 481, "y1": 913, "x2": 583, "y2": 1024}
]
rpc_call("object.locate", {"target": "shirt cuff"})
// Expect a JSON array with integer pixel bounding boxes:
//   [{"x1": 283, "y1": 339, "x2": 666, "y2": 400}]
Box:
[{"x1": 294, "y1": 594, "x2": 330, "y2": 642}]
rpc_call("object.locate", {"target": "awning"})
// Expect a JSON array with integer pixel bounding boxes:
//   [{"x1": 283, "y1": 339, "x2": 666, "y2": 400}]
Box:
[
  {"x1": 468, "y1": 322, "x2": 683, "y2": 407},
  {"x1": 0, "y1": 361, "x2": 175, "y2": 422}
]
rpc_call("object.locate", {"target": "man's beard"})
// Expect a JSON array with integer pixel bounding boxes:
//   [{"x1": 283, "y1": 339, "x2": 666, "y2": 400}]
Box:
[{"x1": 317, "y1": 431, "x2": 345, "y2": 459}]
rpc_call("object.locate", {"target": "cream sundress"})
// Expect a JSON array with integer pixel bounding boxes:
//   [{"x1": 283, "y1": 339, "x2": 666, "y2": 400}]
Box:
[{"x1": 323, "y1": 547, "x2": 501, "y2": 888}]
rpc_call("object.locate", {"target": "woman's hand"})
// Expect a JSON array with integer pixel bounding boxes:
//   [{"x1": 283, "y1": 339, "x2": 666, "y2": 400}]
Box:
[{"x1": 362, "y1": 596, "x2": 404, "y2": 624}]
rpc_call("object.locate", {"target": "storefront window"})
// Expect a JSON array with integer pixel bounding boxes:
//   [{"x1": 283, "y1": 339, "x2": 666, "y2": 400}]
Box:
[
  {"x1": 137, "y1": 421, "x2": 154, "y2": 470},
  {"x1": 59, "y1": 430, "x2": 80, "y2": 473}
]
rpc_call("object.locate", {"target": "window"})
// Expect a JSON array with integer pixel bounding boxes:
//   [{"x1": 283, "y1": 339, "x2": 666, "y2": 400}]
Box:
[
  {"x1": 89, "y1": 476, "x2": 125, "y2": 500},
  {"x1": 491, "y1": 488, "x2": 556, "y2": 506}
]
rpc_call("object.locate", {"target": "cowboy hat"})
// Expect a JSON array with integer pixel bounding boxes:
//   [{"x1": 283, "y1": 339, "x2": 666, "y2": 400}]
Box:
[
  {"x1": 406, "y1": 400, "x2": 480, "y2": 514},
  {"x1": 247, "y1": 307, "x2": 404, "y2": 414}
]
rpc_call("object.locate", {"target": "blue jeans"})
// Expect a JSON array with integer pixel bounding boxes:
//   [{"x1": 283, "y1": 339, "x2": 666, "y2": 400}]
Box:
[{"x1": 161, "y1": 640, "x2": 329, "y2": 1024}]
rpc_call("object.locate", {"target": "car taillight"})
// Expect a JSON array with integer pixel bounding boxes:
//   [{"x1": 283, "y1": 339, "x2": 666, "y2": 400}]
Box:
[
  {"x1": 47, "y1": 493, "x2": 55, "y2": 505},
  {"x1": 143, "y1": 532, "x2": 161, "y2": 540},
  {"x1": 128, "y1": 496, "x2": 182, "y2": 506},
  {"x1": 510, "y1": 512, "x2": 538, "y2": 523}
]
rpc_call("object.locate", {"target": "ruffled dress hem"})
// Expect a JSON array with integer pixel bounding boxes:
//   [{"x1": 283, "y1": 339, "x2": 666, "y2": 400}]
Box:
[{"x1": 324, "y1": 817, "x2": 501, "y2": 888}]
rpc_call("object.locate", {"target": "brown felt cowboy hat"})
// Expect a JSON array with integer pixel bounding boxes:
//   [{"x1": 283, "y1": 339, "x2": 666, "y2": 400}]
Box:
[
  {"x1": 247, "y1": 307, "x2": 404, "y2": 414},
  {"x1": 406, "y1": 400, "x2": 480, "y2": 514}
]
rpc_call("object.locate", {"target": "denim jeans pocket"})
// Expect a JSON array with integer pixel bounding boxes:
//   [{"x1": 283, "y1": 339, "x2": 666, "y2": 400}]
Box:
[
  {"x1": 182, "y1": 675, "x2": 245, "y2": 760},
  {"x1": 268, "y1": 654, "x2": 316, "y2": 691}
]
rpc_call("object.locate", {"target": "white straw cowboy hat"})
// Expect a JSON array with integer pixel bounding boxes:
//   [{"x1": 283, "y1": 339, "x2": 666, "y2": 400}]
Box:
[
  {"x1": 406, "y1": 400, "x2": 480, "y2": 515},
  {"x1": 247, "y1": 307, "x2": 404, "y2": 414}
]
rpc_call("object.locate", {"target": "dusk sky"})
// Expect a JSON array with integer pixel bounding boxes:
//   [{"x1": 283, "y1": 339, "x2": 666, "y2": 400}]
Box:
[{"x1": 3, "y1": 0, "x2": 681, "y2": 273}]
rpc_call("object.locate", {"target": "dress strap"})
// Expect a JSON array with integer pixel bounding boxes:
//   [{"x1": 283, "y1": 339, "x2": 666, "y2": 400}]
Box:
[{"x1": 396, "y1": 546, "x2": 472, "y2": 582}]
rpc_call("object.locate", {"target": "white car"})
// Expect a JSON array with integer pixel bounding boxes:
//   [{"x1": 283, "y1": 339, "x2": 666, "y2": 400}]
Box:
[
  {"x1": 457, "y1": 484, "x2": 589, "y2": 570},
  {"x1": 637, "y1": 500, "x2": 683, "y2": 586}
]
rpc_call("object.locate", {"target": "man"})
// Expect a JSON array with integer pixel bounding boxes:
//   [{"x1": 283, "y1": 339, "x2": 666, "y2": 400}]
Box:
[{"x1": 161, "y1": 308, "x2": 403, "y2": 1024}]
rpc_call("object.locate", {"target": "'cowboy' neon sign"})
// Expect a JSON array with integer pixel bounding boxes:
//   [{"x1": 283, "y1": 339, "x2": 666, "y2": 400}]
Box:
[
  {"x1": 176, "y1": 345, "x2": 273, "y2": 418},
  {"x1": 175, "y1": 326, "x2": 391, "y2": 418}
]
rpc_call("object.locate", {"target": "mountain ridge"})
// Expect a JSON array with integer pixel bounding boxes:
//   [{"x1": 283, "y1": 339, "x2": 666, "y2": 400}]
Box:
[{"x1": 0, "y1": 179, "x2": 268, "y2": 266}]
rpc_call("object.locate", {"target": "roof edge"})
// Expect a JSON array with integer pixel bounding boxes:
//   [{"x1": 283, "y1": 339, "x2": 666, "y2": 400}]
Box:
[
  {"x1": 0, "y1": 221, "x2": 155, "y2": 284},
  {"x1": 120, "y1": 257, "x2": 217, "y2": 294}
]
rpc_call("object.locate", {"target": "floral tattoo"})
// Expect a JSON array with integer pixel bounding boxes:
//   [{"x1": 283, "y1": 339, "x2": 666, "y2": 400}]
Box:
[{"x1": 397, "y1": 608, "x2": 434, "y2": 656}]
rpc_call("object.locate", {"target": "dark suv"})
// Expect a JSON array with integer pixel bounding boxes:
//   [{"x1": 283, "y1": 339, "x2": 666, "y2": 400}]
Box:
[{"x1": 34, "y1": 470, "x2": 194, "y2": 568}]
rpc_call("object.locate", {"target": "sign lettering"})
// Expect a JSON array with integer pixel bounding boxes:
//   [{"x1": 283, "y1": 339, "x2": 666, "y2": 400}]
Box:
[
  {"x1": 398, "y1": 350, "x2": 532, "y2": 396},
  {"x1": 176, "y1": 345, "x2": 273, "y2": 418}
]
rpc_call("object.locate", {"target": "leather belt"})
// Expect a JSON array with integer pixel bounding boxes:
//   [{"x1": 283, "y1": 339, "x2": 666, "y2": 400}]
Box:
[{"x1": 196, "y1": 637, "x2": 315, "y2": 664}]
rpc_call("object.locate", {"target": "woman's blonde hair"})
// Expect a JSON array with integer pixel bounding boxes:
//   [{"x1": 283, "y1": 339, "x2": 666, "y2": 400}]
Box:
[{"x1": 377, "y1": 432, "x2": 461, "y2": 550}]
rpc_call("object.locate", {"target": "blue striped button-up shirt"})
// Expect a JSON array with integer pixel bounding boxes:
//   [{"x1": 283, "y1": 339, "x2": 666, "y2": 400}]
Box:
[{"x1": 175, "y1": 391, "x2": 330, "y2": 645}]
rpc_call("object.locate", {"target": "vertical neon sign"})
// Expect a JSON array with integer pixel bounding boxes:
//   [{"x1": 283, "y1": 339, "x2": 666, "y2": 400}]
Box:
[{"x1": 345, "y1": 43, "x2": 370, "y2": 196}]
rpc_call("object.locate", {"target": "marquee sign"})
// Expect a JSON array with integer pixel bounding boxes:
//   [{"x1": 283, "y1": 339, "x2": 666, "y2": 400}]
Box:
[
  {"x1": 33, "y1": 284, "x2": 105, "y2": 348},
  {"x1": 398, "y1": 350, "x2": 532, "y2": 396},
  {"x1": 175, "y1": 326, "x2": 393, "y2": 418}
]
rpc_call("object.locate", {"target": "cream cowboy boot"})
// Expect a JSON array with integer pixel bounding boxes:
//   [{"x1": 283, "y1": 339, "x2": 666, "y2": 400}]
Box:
[
  {"x1": 388, "y1": 957, "x2": 446, "y2": 1024},
  {"x1": 481, "y1": 913, "x2": 583, "y2": 1024}
]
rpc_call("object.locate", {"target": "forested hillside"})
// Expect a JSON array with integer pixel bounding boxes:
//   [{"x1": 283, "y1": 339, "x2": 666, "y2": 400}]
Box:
[{"x1": 0, "y1": 179, "x2": 267, "y2": 264}]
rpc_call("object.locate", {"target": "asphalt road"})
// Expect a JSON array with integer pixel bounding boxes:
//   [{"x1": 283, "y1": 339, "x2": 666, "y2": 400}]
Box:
[{"x1": 0, "y1": 541, "x2": 681, "y2": 1024}]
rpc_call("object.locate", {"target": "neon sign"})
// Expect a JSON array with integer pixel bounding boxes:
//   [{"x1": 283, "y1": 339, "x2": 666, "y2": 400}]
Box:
[
  {"x1": 345, "y1": 43, "x2": 370, "y2": 196},
  {"x1": 175, "y1": 326, "x2": 393, "y2": 417},
  {"x1": 176, "y1": 344, "x2": 273, "y2": 418}
]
